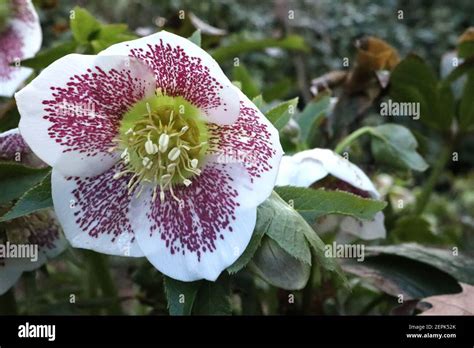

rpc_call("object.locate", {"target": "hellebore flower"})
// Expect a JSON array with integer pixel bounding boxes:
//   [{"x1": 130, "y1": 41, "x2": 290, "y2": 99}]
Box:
[
  {"x1": 15, "y1": 31, "x2": 283, "y2": 281},
  {"x1": 276, "y1": 148, "x2": 385, "y2": 240},
  {"x1": 0, "y1": 129, "x2": 67, "y2": 295},
  {"x1": 0, "y1": 0, "x2": 41, "y2": 97}
]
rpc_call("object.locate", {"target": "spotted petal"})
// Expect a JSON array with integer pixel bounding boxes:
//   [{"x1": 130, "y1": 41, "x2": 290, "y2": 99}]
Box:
[
  {"x1": 51, "y1": 164, "x2": 144, "y2": 257},
  {"x1": 0, "y1": 0, "x2": 42, "y2": 97},
  {"x1": 99, "y1": 31, "x2": 240, "y2": 125},
  {"x1": 129, "y1": 162, "x2": 259, "y2": 281},
  {"x1": 0, "y1": 210, "x2": 67, "y2": 295},
  {"x1": 207, "y1": 86, "x2": 283, "y2": 205},
  {"x1": 16, "y1": 54, "x2": 156, "y2": 177}
]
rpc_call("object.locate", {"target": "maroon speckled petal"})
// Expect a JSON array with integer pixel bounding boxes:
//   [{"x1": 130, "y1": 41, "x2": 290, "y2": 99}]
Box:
[
  {"x1": 99, "y1": 31, "x2": 240, "y2": 125},
  {"x1": 17, "y1": 55, "x2": 156, "y2": 177},
  {"x1": 51, "y1": 163, "x2": 144, "y2": 257}
]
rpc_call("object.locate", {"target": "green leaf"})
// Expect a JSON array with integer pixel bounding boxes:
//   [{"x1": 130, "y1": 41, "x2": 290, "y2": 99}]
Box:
[
  {"x1": 0, "y1": 163, "x2": 50, "y2": 205},
  {"x1": 70, "y1": 7, "x2": 101, "y2": 44},
  {"x1": 21, "y1": 42, "x2": 78, "y2": 70},
  {"x1": 275, "y1": 186, "x2": 387, "y2": 223},
  {"x1": 232, "y1": 63, "x2": 260, "y2": 99},
  {"x1": 163, "y1": 276, "x2": 200, "y2": 316},
  {"x1": 187, "y1": 29, "x2": 202, "y2": 47},
  {"x1": 459, "y1": 73, "x2": 474, "y2": 131},
  {"x1": 251, "y1": 95, "x2": 265, "y2": 112},
  {"x1": 0, "y1": 173, "x2": 52, "y2": 222},
  {"x1": 370, "y1": 124, "x2": 428, "y2": 172},
  {"x1": 250, "y1": 237, "x2": 310, "y2": 290},
  {"x1": 366, "y1": 243, "x2": 474, "y2": 285},
  {"x1": 211, "y1": 34, "x2": 308, "y2": 62},
  {"x1": 90, "y1": 24, "x2": 137, "y2": 53},
  {"x1": 296, "y1": 96, "x2": 330, "y2": 144},
  {"x1": 342, "y1": 254, "x2": 462, "y2": 300},
  {"x1": 258, "y1": 191, "x2": 311, "y2": 264},
  {"x1": 227, "y1": 210, "x2": 266, "y2": 274},
  {"x1": 259, "y1": 191, "x2": 345, "y2": 283},
  {"x1": 193, "y1": 274, "x2": 232, "y2": 315},
  {"x1": 390, "y1": 55, "x2": 452, "y2": 130},
  {"x1": 302, "y1": 219, "x2": 347, "y2": 283},
  {"x1": 265, "y1": 97, "x2": 298, "y2": 130}
]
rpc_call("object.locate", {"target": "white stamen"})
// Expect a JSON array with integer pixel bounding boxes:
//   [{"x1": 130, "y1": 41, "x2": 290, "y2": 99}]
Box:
[
  {"x1": 168, "y1": 147, "x2": 181, "y2": 161},
  {"x1": 125, "y1": 128, "x2": 133, "y2": 135},
  {"x1": 145, "y1": 139, "x2": 157, "y2": 155},
  {"x1": 190, "y1": 159, "x2": 198, "y2": 168},
  {"x1": 142, "y1": 157, "x2": 152, "y2": 167},
  {"x1": 167, "y1": 163, "x2": 177, "y2": 172},
  {"x1": 161, "y1": 174, "x2": 172, "y2": 182},
  {"x1": 183, "y1": 179, "x2": 192, "y2": 187},
  {"x1": 120, "y1": 148, "x2": 129, "y2": 159},
  {"x1": 159, "y1": 133, "x2": 170, "y2": 153},
  {"x1": 160, "y1": 190, "x2": 165, "y2": 202},
  {"x1": 180, "y1": 125, "x2": 189, "y2": 133}
]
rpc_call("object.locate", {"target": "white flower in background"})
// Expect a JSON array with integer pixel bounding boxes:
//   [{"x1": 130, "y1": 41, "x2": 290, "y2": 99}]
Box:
[
  {"x1": 0, "y1": 129, "x2": 67, "y2": 295},
  {"x1": 276, "y1": 148, "x2": 386, "y2": 240},
  {"x1": 15, "y1": 31, "x2": 283, "y2": 282},
  {"x1": 0, "y1": 0, "x2": 41, "y2": 97}
]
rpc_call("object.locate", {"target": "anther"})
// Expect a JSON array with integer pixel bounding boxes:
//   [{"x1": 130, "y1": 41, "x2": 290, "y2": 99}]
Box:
[
  {"x1": 168, "y1": 147, "x2": 181, "y2": 161},
  {"x1": 159, "y1": 133, "x2": 170, "y2": 153},
  {"x1": 145, "y1": 139, "x2": 158, "y2": 155},
  {"x1": 183, "y1": 179, "x2": 192, "y2": 187}
]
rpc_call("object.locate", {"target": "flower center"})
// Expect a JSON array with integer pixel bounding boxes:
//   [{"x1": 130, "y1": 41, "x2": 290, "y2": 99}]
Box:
[{"x1": 114, "y1": 94, "x2": 209, "y2": 202}]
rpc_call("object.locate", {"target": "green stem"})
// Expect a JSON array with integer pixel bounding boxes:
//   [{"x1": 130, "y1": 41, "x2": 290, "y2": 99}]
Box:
[
  {"x1": 301, "y1": 251, "x2": 320, "y2": 314},
  {"x1": 414, "y1": 145, "x2": 452, "y2": 215},
  {"x1": 85, "y1": 251, "x2": 123, "y2": 315},
  {"x1": 334, "y1": 126, "x2": 373, "y2": 154},
  {"x1": 0, "y1": 288, "x2": 18, "y2": 315},
  {"x1": 24, "y1": 272, "x2": 37, "y2": 314}
]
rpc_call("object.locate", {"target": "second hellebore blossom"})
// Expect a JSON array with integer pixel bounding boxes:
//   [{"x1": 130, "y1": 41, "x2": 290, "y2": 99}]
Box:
[
  {"x1": 0, "y1": 0, "x2": 41, "y2": 96},
  {"x1": 15, "y1": 31, "x2": 283, "y2": 281},
  {"x1": 276, "y1": 148, "x2": 386, "y2": 240}
]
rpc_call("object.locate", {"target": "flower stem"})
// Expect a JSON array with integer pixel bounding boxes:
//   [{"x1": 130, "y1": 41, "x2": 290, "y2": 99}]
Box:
[
  {"x1": 301, "y1": 251, "x2": 320, "y2": 314},
  {"x1": 414, "y1": 145, "x2": 452, "y2": 215},
  {"x1": 85, "y1": 251, "x2": 123, "y2": 315},
  {"x1": 0, "y1": 288, "x2": 18, "y2": 315},
  {"x1": 334, "y1": 126, "x2": 374, "y2": 154}
]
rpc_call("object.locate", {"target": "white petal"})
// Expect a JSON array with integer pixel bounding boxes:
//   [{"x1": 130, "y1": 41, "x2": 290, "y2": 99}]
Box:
[
  {"x1": 0, "y1": 66, "x2": 33, "y2": 97},
  {"x1": 16, "y1": 54, "x2": 156, "y2": 177},
  {"x1": 129, "y1": 162, "x2": 258, "y2": 281},
  {"x1": 11, "y1": 0, "x2": 42, "y2": 59},
  {"x1": 339, "y1": 212, "x2": 386, "y2": 240},
  {"x1": 51, "y1": 165, "x2": 144, "y2": 257},
  {"x1": 0, "y1": 127, "x2": 46, "y2": 167},
  {"x1": 292, "y1": 148, "x2": 379, "y2": 197},
  {"x1": 0, "y1": 127, "x2": 25, "y2": 159},
  {"x1": 99, "y1": 30, "x2": 240, "y2": 125},
  {"x1": 275, "y1": 155, "x2": 328, "y2": 187},
  {"x1": 207, "y1": 86, "x2": 283, "y2": 205}
]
